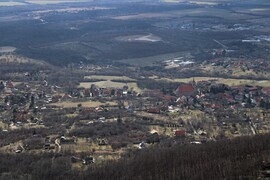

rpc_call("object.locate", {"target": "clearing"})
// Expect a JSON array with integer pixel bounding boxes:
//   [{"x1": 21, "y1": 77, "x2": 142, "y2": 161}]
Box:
[
  {"x1": 79, "y1": 81, "x2": 141, "y2": 92},
  {"x1": 51, "y1": 101, "x2": 117, "y2": 108},
  {"x1": 115, "y1": 34, "x2": 162, "y2": 43},
  {"x1": 84, "y1": 75, "x2": 136, "y2": 81}
]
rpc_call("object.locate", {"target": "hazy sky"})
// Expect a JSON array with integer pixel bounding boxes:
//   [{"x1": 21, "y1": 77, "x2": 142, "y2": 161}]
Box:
[{"x1": 0, "y1": 0, "x2": 93, "y2": 6}]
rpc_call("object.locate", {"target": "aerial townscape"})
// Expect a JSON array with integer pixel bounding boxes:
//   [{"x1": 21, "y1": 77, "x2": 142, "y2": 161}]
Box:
[{"x1": 1, "y1": 0, "x2": 270, "y2": 179}]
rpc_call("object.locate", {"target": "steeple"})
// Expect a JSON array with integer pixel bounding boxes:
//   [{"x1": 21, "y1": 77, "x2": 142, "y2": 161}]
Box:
[{"x1": 192, "y1": 77, "x2": 196, "y2": 87}]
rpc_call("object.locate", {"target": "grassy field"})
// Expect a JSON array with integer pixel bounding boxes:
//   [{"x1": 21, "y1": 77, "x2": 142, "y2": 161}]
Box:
[
  {"x1": 79, "y1": 81, "x2": 142, "y2": 92},
  {"x1": 84, "y1": 75, "x2": 136, "y2": 81},
  {"x1": 0, "y1": 122, "x2": 7, "y2": 129},
  {"x1": 232, "y1": 69, "x2": 270, "y2": 78},
  {"x1": 148, "y1": 125, "x2": 175, "y2": 137},
  {"x1": 82, "y1": 75, "x2": 141, "y2": 92},
  {"x1": 51, "y1": 101, "x2": 117, "y2": 108}
]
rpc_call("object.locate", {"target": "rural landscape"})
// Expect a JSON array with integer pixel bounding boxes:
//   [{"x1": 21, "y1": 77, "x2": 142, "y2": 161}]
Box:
[{"x1": 1, "y1": 0, "x2": 270, "y2": 179}]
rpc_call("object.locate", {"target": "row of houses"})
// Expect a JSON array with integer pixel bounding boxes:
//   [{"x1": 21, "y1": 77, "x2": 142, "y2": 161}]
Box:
[{"x1": 143, "y1": 79, "x2": 270, "y2": 115}]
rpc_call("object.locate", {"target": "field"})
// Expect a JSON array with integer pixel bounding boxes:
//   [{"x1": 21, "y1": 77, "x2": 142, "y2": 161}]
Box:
[
  {"x1": 84, "y1": 75, "x2": 136, "y2": 81},
  {"x1": 151, "y1": 76, "x2": 270, "y2": 87},
  {"x1": 117, "y1": 52, "x2": 191, "y2": 66},
  {"x1": 115, "y1": 34, "x2": 162, "y2": 43},
  {"x1": 231, "y1": 69, "x2": 270, "y2": 78},
  {"x1": 189, "y1": 1, "x2": 219, "y2": 5},
  {"x1": 81, "y1": 75, "x2": 142, "y2": 92},
  {"x1": 0, "y1": 122, "x2": 7, "y2": 129},
  {"x1": 79, "y1": 81, "x2": 142, "y2": 92},
  {"x1": 51, "y1": 101, "x2": 117, "y2": 108}
]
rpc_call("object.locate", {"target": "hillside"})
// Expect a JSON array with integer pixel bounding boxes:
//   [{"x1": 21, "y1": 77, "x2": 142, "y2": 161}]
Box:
[{"x1": 1, "y1": 134, "x2": 270, "y2": 179}]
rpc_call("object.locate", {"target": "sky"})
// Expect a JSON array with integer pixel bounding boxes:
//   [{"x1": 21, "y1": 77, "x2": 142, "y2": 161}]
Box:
[{"x1": 0, "y1": 0, "x2": 93, "y2": 6}]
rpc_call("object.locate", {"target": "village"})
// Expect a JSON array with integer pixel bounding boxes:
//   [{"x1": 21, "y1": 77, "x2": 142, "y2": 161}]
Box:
[{"x1": 1, "y1": 54, "x2": 270, "y2": 168}]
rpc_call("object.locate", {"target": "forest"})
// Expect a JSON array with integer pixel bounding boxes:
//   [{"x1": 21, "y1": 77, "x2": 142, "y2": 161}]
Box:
[{"x1": 1, "y1": 133, "x2": 270, "y2": 180}]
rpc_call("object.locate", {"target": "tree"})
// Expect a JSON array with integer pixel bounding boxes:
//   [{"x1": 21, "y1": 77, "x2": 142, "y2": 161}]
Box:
[
  {"x1": 29, "y1": 95, "x2": 35, "y2": 109},
  {"x1": 0, "y1": 82, "x2": 4, "y2": 91}
]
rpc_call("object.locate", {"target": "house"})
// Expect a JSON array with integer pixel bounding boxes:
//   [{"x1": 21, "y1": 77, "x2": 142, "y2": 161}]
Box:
[
  {"x1": 82, "y1": 157, "x2": 95, "y2": 165},
  {"x1": 44, "y1": 143, "x2": 52, "y2": 149},
  {"x1": 211, "y1": 103, "x2": 223, "y2": 110},
  {"x1": 62, "y1": 94, "x2": 72, "y2": 100},
  {"x1": 51, "y1": 95, "x2": 61, "y2": 103},
  {"x1": 198, "y1": 130, "x2": 207, "y2": 136},
  {"x1": 176, "y1": 84, "x2": 195, "y2": 96},
  {"x1": 6, "y1": 81, "x2": 14, "y2": 89},
  {"x1": 115, "y1": 89, "x2": 123, "y2": 97},
  {"x1": 147, "y1": 107, "x2": 160, "y2": 114},
  {"x1": 146, "y1": 132, "x2": 159, "y2": 144},
  {"x1": 102, "y1": 88, "x2": 112, "y2": 96},
  {"x1": 190, "y1": 141, "x2": 202, "y2": 144},
  {"x1": 71, "y1": 156, "x2": 81, "y2": 163},
  {"x1": 174, "y1": 130, "x2": 186, "y2": 137},
  {"x1": 15, "y1": 113, "x2": 27, "y2": 122},
  {"x1": 95, "y1": 106, "x2": 104, "y2": 112},
  {"x1": 123, "y1": 85, "x2": 129, "y2": 90},
  {"x1": 262, "y1": 87, "x2": 270, "y2": 96},
  {"x1": 139, "y1": 141, "x2": 146, "y2": 149},
  {"x1": 162, "y1": 95, "x2": 176, "y2": 101},
  {"x1": 97, "y1": 138, "x2": 108, "y2": 146},
  {"x1": 84, "y1": 89, "x2": 91, "y2": 97},
  {"x1": 44, "y1": 137, "x2": 54, "y2": 149},
  {"x1": 60, "y1": 136, "x2": 76, "y2": 144},
  {"x1": 143, "y1": 90, "x2": 163, "y2": 97},
  {"x1": 80, "y1": 108, "x2": 95, "y2": 115}
]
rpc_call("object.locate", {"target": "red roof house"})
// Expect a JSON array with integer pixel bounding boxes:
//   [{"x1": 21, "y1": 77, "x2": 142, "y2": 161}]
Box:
[
  {"x1": 174, "y1": 130, "x2": 186, "y2": 137},
  {"x1": 176, "y1": 84, "x2": 195, "y2": 96},
  {"x1": 262, "y1": 87, "x2": 270, "y2": 95}
]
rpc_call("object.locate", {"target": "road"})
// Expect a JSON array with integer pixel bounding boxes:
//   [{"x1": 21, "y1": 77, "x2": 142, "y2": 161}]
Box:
[
  {"x1": 213, "y1": 39, "x2": 228, "y2": 49},
  {"x1": 55, "y1": 139, "x2": 61, "y2": 153}
]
